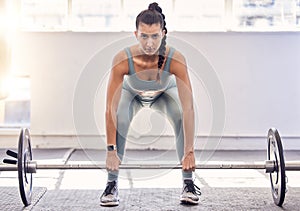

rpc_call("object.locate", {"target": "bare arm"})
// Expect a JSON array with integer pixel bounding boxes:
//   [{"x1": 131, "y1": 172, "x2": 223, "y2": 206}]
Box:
[
  {"x1": 105, "y1": 51, "x2": 128, "y2": 146},
  {"x1": 170, "y1": 51, "x2": 196, "y2": 171},
  {"x1": 104, "y1": 50, "x2": 129, "y2": 171}
]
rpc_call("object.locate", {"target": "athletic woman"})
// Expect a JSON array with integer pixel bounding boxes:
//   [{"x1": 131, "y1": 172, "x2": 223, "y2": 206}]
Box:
[{"x1": 100, "y1": 2, "x2": 201, "y2": 206}]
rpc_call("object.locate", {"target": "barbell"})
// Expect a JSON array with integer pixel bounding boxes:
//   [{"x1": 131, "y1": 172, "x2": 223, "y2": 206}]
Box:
[{"x1": 1, "y1": 128, "x2": 300, "y2": 207}]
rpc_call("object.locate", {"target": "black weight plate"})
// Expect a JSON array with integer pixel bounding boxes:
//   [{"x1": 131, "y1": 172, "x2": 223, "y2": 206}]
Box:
[
  {"x1": 267, "y1": 128, "x2": 286, "y2": 206},
  {"x1": 18, "y1": 128, "x2": 33, "y2": 206}
]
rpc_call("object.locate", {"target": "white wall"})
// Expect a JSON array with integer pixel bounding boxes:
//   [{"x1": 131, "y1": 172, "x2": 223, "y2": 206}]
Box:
[{"x1": 5, "y1": 31, "x2": 300, "y2": 149}]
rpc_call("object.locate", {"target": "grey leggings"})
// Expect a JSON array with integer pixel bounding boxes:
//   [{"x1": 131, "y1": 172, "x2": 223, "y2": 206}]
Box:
[{"x1": 108, "y1": 87, "x2": 193, "y2": 181}]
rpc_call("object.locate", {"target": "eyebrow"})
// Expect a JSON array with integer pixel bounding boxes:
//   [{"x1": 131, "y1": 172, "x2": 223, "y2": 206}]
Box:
[{"x1": 139, "y1": 32, "x2": 160, "y2": 36}]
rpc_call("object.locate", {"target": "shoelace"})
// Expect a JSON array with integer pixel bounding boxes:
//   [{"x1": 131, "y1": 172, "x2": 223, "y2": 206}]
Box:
[
  {"x1": 184, "y1": 181, "x2": 202, "y2": 196},
  {"x1": 104, "y1": 181, "x2": 116, "y2": 196}
]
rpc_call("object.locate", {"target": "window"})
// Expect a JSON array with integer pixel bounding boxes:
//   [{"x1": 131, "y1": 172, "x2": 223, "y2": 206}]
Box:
[
  {"x1": 0, "y1": 0, "x2": 30, "y2": 128},
  {"x1": 21, "y1": 0, "x2": 68, "y2": 31},
  {"x1": 71, "y1": 0, "x2": 121, "y2": 31},
  {"x1": 232, "y1": 0, "x2": 300, "y2": 31},
  {"x1": 174, "y1": 0, "x2": 225, "y2": 31},
  {"x1": 17, "y1": 0, "x2": 300, "y2": 32},
  {"x1": 0, "y1": 76, "x2": 30, "y2": 128}
]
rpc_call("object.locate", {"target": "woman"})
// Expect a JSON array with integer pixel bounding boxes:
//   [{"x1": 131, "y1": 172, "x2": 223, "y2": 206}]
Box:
[{"x1": 100, "y1": 2, "x2": 201, "y2": 206}]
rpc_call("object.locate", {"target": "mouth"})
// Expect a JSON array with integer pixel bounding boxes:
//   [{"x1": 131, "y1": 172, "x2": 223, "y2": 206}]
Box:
[{"x1": 144, "y1": 48, "x2": 156, "y2": 54}]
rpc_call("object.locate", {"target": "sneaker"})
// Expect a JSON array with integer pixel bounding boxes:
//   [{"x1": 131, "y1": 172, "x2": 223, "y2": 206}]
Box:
[
  {"x1": 100, "y1": 180, "x2": 119, "y2": 206},
  {"x1": 180, "y1": 179, "x2": 201, "y2": 205}
]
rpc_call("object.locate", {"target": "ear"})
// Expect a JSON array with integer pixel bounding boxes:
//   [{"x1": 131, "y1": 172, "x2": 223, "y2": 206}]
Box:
[
  {"x1": 134, "y1": 31, "x2": 138, "y2": 39},
  {"x1": 162, "y1": 29, "x2": 166, "y2": 37}
]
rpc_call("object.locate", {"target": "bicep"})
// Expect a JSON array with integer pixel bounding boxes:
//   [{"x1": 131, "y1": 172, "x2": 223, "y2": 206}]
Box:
[
  {"x1": 106, "y1": 52, "x2": 128, "y2": 112},
  {"x1": 171, "y1": 53, "x2": 194, "y2": 109},
  {"x1": 106, "y1": 69, "x2": 124, "y2": 112}
]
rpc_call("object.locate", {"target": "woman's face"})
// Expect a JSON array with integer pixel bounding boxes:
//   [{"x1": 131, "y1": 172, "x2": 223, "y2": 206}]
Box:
[{"x1": 135, "y1": 22, "x2": 165, "y2": 55}]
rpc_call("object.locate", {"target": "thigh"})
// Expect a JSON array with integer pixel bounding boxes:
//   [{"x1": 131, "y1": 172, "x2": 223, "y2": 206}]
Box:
[
  {"x1": 117, "y1": 89, "x2": 142, "y2": 121},
  {"x1": 150, "y1": 87, "x2": 182, "y2": 118}
]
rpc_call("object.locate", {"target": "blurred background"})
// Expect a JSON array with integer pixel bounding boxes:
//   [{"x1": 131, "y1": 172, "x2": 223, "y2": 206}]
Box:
[{"x1": 0, "y1": 0, "x2": 299, "y2": 150}]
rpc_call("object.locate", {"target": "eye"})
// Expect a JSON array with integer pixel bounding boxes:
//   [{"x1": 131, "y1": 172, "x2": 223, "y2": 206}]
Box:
[
  {"x1": 141, "y1": 34, "x2": 148, "y2": 39},
  {"x1": 151, "y1": 34, "x2": 159, "y2": 39}
]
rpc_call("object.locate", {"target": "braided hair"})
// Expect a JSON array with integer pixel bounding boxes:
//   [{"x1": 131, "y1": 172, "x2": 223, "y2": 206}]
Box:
[{"x1": 136, "y1": 2, "x2": 168, "y2": 81}]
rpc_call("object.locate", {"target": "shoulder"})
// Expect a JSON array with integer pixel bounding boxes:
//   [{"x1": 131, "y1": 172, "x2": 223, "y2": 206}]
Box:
[
  {"x1": 111, "y1": 49, "x2": 129, "y2": 75},
  {"x1": 112, "y1": 49, "x2": 128, "y2": 66},
  {"x1": 166, "y1": 46, "x2": 186, "y2": 66},
  {"x1": 168, "y1": 47, "x2": 187, "y2": 75},
  {"x1": 169, "y1": 47, "x2": 186, "y2": 64}
]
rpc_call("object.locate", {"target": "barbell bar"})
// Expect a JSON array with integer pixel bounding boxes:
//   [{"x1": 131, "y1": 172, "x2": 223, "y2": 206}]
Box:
[
  {"x1": 0, "y1": 161, "x2": 280, "y2": 171},
  {"x1": 1, "y1": 160, "x2": 300, "y2": 171},
  {"x1": 0, "y1": 127, "x2": 299, "y2": 207}
]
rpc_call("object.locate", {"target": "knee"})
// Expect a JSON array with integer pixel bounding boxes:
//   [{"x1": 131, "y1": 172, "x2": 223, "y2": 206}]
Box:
[{"x1": 117, "y1": 105, "x2": 131, "y2": 121}]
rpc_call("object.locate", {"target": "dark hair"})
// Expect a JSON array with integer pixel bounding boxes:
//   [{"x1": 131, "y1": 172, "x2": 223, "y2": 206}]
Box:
[{"x1": 136, "y1": 3, "x2": 168, "y2": 79}]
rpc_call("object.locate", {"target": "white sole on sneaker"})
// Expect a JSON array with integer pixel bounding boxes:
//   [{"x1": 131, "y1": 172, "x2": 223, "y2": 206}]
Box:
[
  {"x1": 100, "y1": 201, "x2": 119, "y2": 207},
  {"x1": 180, "y1": 197, "x2": 199, "y2": 205}
]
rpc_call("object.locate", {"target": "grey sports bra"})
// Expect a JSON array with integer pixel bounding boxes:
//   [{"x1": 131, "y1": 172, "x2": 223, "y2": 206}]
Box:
[{"x1": 123, "y1": 47, "x2": 177, "y2": 102}]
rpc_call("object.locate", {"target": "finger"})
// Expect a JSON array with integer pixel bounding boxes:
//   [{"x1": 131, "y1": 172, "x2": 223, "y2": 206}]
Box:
[
  {"x1": 183, "y1": 164, "x2": 191, "y2": 171},
  {"x1": 186, "y1": 161, "x2": 191, "y2": 170},
  {"x1": 107, "y1": 164, "x2": 113, "y2": 171},
  {"x1": 182, "y1": 163, "x2": 187, "y2": 171},
  {"x1": 191, "y1": 162, "x2": 195, "y2": 171},
  {"x1": 112, "y1": 164, "x2": 118, "y2": 171},
  {"x1": 183, "y1": 162, "x2": 188, "y2": 171},
  {"x1": 190, "y1": 162, "x2": 195, "y2": 171}
]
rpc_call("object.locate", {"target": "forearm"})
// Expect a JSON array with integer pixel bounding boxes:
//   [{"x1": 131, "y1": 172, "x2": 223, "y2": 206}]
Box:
[
  {"x1": 105, "y1": 109, "x2": 121, "y2": 171},
  {"x1": 105, "y1": 110, "x2": 117, "y2": 145},
  {"x1": 182, "y1": 108, "x2": 195, "y2": 154}
]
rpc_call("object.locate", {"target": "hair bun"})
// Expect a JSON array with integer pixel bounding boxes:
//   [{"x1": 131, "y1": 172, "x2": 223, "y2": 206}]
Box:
[{"x1": 148, "y1": 2, "x2": 162, "y2": 13}]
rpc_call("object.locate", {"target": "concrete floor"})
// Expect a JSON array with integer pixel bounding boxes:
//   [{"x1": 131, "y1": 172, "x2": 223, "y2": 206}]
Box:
[{"x1": 0, "y1": 149, "x2": 300, "y2": 210}]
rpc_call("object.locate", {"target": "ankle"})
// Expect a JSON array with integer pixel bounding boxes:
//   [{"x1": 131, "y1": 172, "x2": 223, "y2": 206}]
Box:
[
  {"x1": 183, "y1": 178, "x2": 193, "y2": 182},
  {"x1": 107, "y1": 180, "x2": 118, "y2": 185}
]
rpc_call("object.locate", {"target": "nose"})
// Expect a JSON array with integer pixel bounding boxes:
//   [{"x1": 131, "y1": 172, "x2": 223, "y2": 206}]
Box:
[{"x1": 146, "y1": 38, "x2": 154, "y2": 47}]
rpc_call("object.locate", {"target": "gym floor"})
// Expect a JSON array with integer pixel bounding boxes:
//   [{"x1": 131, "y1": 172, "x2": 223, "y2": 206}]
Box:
[{"x1": 0, "y1": 149, "x2": 300, "y2": 210}]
